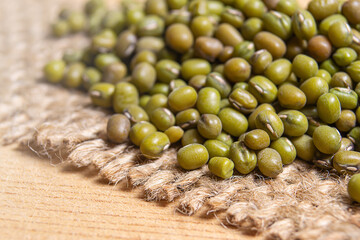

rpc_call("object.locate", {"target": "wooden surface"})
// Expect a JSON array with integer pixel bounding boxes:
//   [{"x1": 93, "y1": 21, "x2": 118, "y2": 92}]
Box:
[{"x1": 0, "y1": 145, "x2": 258, "y2": 239}]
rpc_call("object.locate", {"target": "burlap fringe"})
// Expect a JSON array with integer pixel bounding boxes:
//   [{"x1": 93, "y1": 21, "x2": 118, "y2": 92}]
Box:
[{"x1": 2, "y1": 0, "x2": 360, "y2": 239}]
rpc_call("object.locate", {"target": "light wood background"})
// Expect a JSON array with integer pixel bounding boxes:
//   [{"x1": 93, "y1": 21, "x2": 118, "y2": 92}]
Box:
[
  {"x1": 0, "y1": 145, "x2": 258, "y2": 240},
  {"x1": 0, "y1": 0, "x2": 310, "y2": 239}
]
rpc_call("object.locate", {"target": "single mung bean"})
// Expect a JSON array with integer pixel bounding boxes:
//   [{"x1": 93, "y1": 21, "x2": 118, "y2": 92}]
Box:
[
  {"x1": 278, "y1": 110, "x2": 308, "y2": 137},
  {"x1": 307, "y1": 35, "x2": 332, "y2": 62},
  {"x1": 278, "y1": 84, "x2": 307, "y2": 110},
  {"x1": 275, "y1": 0, "x2": 297, "y2": 16},
  {"x1": 292, "y1": 54, "x2": 318, "y2": 80},
  {"x1": 331, "y1": 72, "x2": 353, "y2": 89},
  {"x1": 328, "y1": 21, "x2": 353, "y2": 48},
  {"x1": 140, "y1": 132, "x2": 170, "y2": 159},
  {"x1": 300, "y1": 77, "x2": 329, "y2": 105},
  {"x1": 215, "y1": 23, "x2": 243, "y2": 47},
  {"x1": 242, "y1": 129, "x2": 270, "y2": 150},
  {"x1": 204, "y1": 139, "x2": 230, "y2": 159},
  {"x1": 319, "y1": 14, "x2": 347, "y2": 35},
  {"x1": 94, "y1": 53, "x2": 119, "y2": 71},
  {"x1": 329, "y1": 87, "x2": 358, "y2": 110},
  {"x1": 197, "y1": 114, "x2": 222, "y2": 139},
  {"x1": 131, "y1": 62, "x2": 156, "y2": 94},
  {"x1": 333, "y1": 47, "x2": 358, "y2": 67},
  {"x1": 218, "y1": 108, "x2": 248, "y2": 137},
  {"x1": 208, "y1": 157, "x2": 234, "y2": 179},
  {"x1": 232, "y1": 41, "x2": 255, "y2": 62},
  {"x1": 224, "y1": 58, "x2": 251, "y2": 83},
  {"x1": 144, "y1": 94, "x2": 168, "y2": 115},
  {"x1": 205, "y1": 73, "x2": 231, "y2": 98},
  {"x1": 164, "y1": 126, "x2": 184, "y2": 143},
  {"x1": 255, "y1": 110, "x2": 284, "y2": 140},
  {"x1": 216, "y1": 132, "x2": 234, "y2": 146},
  {"x1": 229, "y1": 141, "x2": 257, "y2": 175},
  {"x1": 313, "y1": 125, "x2": 342, "y2": 154},
  {"x1": 149, "y1": 83, "x2": 170, "y2": 96},
  {"x1": 169, "y1": 79, "x2": 187, "y2": 92},
  {"x1": 137, "y1": 15, "x2": 165, "y2": 37},
  {"x1": 168, "y1": 86, "x2": 197, "y2": 112},
  {"x1": 181, "y1": 58, "x2": 211, "y2": 80},
  {"x1": 123, "y1": 105, "x2": 149, "y2": 123},
  {"x1": 136, "y1": 37, "x2": 165, "y2": 53},
  {"x1": 115, "y1": 30, "x2": 137, "y2": 59},
  {"x1": 145, "y1": 0, "x2": 168, "y2": 18},
  {"x1": 253, "y1": 31, "x2": 286, "y2": 59},
  {"x1": 257, "y1": 148, "x2": 283, "y2": 178},
  {"x1": 316, "y1": 69, "x2": 332, "y2": 85},
  {"x1": 250, "y1": 49, "x2": 273, "y2": 75},
  {"x1": 292, "y1": 10, "x2": 317, "y2": 40},
  {"x1": 91, "y1": 29, "x2": 117, "y2": 53},
  {"x1": 348, "y1": 127, "x2": 360, "y2": 147},
  {"x1": 333, "y1": 151, "x2": 360, "y2": 174},
  {"x1": 130, "y1": 50, "x2": 157, "y2": 71},
  {"x1": 194, "y1": 37, "x2": 224, "y2": 62},
  {"x1": 342, "y1": 0, "x2": 360, "y2": 24},
  {"x1": 264, "y1": 58, "x2": 292, "y2": 85},
  {"x1": 103, "y1": 62, "x2": 127, "y2": 84},
  {"x1": 196, "y1": 87, "x2": 221, "y2": 115},
  {"x1": 52, "y1": 20, "x2": 70, "y2": 37},
  {"x1": 242, "y1": 0, "x2": 267, "y2": 18},
  {"x1": 270, "y1": 137, "x2": 296, "y2": 164},
  {"x1": 348, "y1": 173, "x2": 360, "y2": 203},
  {"x1": 82, "y1": 67, "x2": 102, "y2": 90},
  {"x1": 221, "y1": 7, "x2": 244, "y2": 28},
  {"x1": 177, "y1": 143, "x2": 209, "y2": 170},
  {"x1": 320, "y1": 59, "x2": 340, "y2": 76},
  {"x1": 155, "y1": 60, "x2": 181, "y2": 84},
  {"x1": 166, "y1": 23, "x2": 194, "y2": 54},
  {"x1": 338, "y1": 137, "x2": 355, "y2": 152},
  {"x1": 317, "y1": 93, "x2": 341, "y2": 124},
  {"x1": 67, "y1": 12, "x2": 86, "y2": 32},
  {"x1": 167, "y1": 0, "x2": 188, "y2": 10},
  {"x1": 240, "y1": 17, "x2": 264, "y2": 41},
  {"x1": 336, "y1": 110, "x2": 357, "y2": 133},
  {"x1": 175, "y1": 108, "x2": 200, "y2": 129},
  {"x1": 248, "y1": 76, "x2": 278, "y2": 104},
  {"x1": 113, "y1": 82, "x2": 139, "y2": 113},
  {"x1": 248, "y1": 104, "x2": 275, "y2": 129},
  {"x1": 263, "y1": 11, "x2": 292, "y2": 40},
  {"x1": 308, "y1": 0, "x2": 339, "y2": 21},
  {"x1": 149, "y1": 108, "x2": 175, "y2": 131},
  {"x1": 346, "y1": 61, "x2": 360, "y2": 83},
  {"x1": 107, "y1": 114, "x2": 131, "y2": 144},
  {"x1": 291, "y1": 134, "x2": 316, "y2": 161},
  {"x1": 181, "y1": 129, "x2": 204, "y2": 146},
  {"x1": 228, "y1": 88, "x2": 258, "y2": 114},
  {"x1": 89, "y1": 83, "x2": 115, "y2": 108},
  {"x1": 44, "y1": 60, "x2": 66, "y2": 83},
  {"x1": 189, "y1": 75, "x2": 206, "y2": 91},
  {"x1": 190, "y1": 16, "x2": 214, "y2": 38}
]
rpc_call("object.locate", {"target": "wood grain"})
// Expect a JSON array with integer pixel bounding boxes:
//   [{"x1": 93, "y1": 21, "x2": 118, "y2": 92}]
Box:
[{"x1": 0, "y1": 145, "x2": 260, "y2": 239}]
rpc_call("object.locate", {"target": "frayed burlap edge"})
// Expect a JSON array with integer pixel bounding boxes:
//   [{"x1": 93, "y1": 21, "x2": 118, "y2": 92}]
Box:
[{"x1": 1, "y1": 0, "x2": 360, "y2": 239}]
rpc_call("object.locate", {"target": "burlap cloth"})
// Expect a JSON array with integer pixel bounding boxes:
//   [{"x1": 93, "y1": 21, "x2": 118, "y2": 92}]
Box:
[{"x1": 1, "y1": 0, "x2": 360, "y2": 239}]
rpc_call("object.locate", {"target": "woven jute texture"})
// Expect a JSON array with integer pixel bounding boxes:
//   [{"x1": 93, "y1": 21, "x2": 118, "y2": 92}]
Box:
[{"x1": 2, "y1": 0, "x2": 360, "y2": 239}]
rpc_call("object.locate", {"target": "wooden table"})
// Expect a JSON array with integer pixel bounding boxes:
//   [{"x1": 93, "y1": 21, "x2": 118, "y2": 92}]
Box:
[{"x1": 0, "y1": 145, "x2": 258, "y2": 239}]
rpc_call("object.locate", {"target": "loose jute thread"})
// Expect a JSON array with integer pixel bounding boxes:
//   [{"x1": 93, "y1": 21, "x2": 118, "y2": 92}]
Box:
[{"x1": 1, "y1": 0, "x2": 360, "y2": 239}]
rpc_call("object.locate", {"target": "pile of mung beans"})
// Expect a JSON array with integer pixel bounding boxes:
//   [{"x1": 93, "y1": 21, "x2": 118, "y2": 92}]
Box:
[{"x1": 44, "y1": 0, "x2": 360, "y2": 202}]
